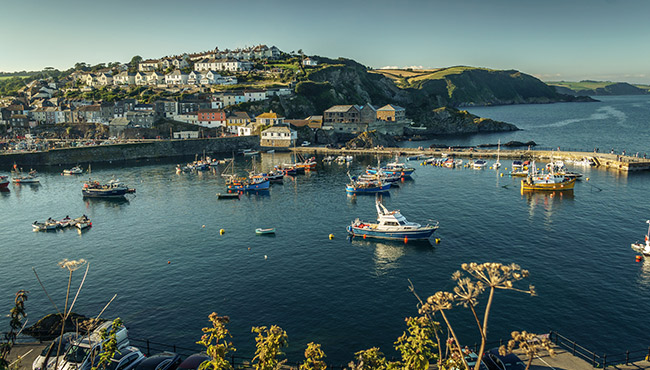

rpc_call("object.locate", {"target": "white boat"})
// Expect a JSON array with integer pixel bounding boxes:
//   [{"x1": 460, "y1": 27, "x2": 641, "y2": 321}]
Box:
[
  {"x1": 632, "y1": 220, "x2": 650, "y2": 256},
  {"x1": 241, "y1": 149, "x2": 259, "y2": 156},
  {"x1": 347, "y1": 199, "x2": 439, "y2": 240},
  {"x1": 573, "y1": 157, "x2": 594, "y2": 166},
  {"x1": 493, "y1": 140, "x2": 501, "y2": 169},
  {"x1": 32, "y1": 218, "x2": 59, "y2": 231},
  {"x1": 75, "y1": 215, "x2": 92, "y2": 230},
  {"x1": 472, "y1": 159, "x2": 487, "y2": 169},
  {"x1": 57, "y1": 216, "x2": 73, "y2": 228},
  {"x1": 62, "y1": 166, "x2": 83, "y2": 175}
]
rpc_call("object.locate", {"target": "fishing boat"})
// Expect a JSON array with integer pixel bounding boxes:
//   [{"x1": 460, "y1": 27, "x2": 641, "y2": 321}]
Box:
[
  {"x1": 32, "y1": 218, "x2": 59, "y2": 232},
  {"x1": 62, "y1": 166, "x2": 83, "y2": 175},
  {"x1": 631, "y1": 220, "x2": 650, "y2": 256},
  {"x1": 520, "y1": 162, "x2": 576, "y2": 191},
  {"x1": 347, "y1": 199, "x2": 439, "y2": 240},
  {"x1": 227, "y1": 175, "x2": 270, "y2": 190},
  {"x1": 367, "y1": 157, "x2": 415, "y2": 178},
  {"x1": 346, "y1": 173, "x2": 391, "y2": 194},
  {"x1": 12, "y1": 169, "x2": 40, "y2": 184},
  {"x1": 75, "y1": 215, "x2": 92, "y2": 230},
  {"x1": 296, "y1": 156, "x2": 317, "y2": 170},
  {"x1": 512, "y1": 160, "x2": 524, "y2": 171},
  {"x1": 472, "y1": 159, "x2": 487, "y2": 169},
  {"x1": 0, "y1": 175, "x2": 8, "y2": 189},
  {"x1": 266, "y1": 169, "x2": 285, "y2": 182},
  {"x1": 82, "y1": 179, "x2": 135, "y2": 198},
  {"x1": 255, "y1": 228, "x2": 276, "y2": 235}
]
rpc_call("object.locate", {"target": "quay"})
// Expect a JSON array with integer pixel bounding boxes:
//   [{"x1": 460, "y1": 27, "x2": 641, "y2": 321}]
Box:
[{"x1": 291, "y1": 146, "x2": 650, "y2": 172}]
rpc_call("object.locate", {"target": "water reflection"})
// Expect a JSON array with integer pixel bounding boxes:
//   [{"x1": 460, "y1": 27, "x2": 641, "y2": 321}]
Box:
[
  {"x1": 83, "y1": 197, "x2": 130, "y2": 208},
  {"x1": 521, "y1": 190, "x2": 574, "y2": 221},
  {"x1": 0, "y1": 188, "x2": 9, "y2": 197},
  {"x1": 349, "y1": 237, "x2": 434, "y2": 276}
]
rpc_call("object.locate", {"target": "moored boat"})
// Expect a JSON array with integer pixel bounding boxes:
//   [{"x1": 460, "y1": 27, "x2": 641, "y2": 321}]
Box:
[
  {"x1": 62, "y1": 166, "x2": 83, "y2": 175},
  {"x1": 12, "y1": 170, "x2": 40, "y2": 184},
  {"x1": 217, "y1": 192, "x2": 241, "y2": 199},
  {"x1": 347, "y1": 199, "x2": 439, "y2": 240},
  {"x1": 345, "y1": 176, "x2": 391, "y2": 194},
  {"x1": 0, "y1": 175, "x2": 8, "y2": 189},
  {"x1": 520, "y1": 162, "x2": 576, "y2": 191},
  {"x1": 472, "y1": 159, "x2": 487, "y2": 169},
  {"x1": 255, "y1": 228, "x2": 276, "y2": 235},
  {"x1": 631, "y1": 220, "x2": 650, "y2": 257},
  {"x1": 32, "y1": 218, "x2": 59, "y2": 232},
  {"x1": 82, "y1": 179, "x2": 135, "y2": 198}
]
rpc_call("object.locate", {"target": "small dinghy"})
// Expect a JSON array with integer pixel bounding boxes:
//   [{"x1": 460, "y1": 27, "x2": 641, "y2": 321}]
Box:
[
  {"x1": 255, "y1": 228, "x2": 276, "y2": 235},
  {"x1": 33, "y1": 219, "x2": 59, "y2": 232},
  {"x1": 217, "y1": 192, "x2": 241, "y2": 199}
]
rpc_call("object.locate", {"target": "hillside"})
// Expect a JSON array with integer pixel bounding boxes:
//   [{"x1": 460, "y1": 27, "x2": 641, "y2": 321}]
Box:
[
  {"x1": 241, "y1": 60, "x2": 586, "y2": 135},
  {"x1": 548, "y1": 80, "x2": 650, "y2": 96}
]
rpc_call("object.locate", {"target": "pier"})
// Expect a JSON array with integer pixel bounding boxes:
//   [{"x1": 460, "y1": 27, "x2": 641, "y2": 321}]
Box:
[{"x1": 291, "y1": 146, "x2": 650, "y2": 172}]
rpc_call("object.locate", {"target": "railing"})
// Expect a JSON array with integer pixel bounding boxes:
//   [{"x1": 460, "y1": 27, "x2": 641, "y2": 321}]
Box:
[{"x1": 549, "y1": 330, "x2": 650, "y2": 368}]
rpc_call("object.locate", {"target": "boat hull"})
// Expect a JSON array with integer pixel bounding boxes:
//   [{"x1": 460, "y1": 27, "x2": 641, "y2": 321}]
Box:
[
  {"x1": 345, "y1": 183, "x2": 391, "y2": 193},
  {"x1": 521, "y1": 178, "x2": 576, "y2": 191},
  {"x1": 347, "y1": 225, "x2": 437, "y2": 240},
  {"x1": 82, "y1": 189, "x2": 128, "y2": 198},
  {"x1": 256, "y1": 228, "x2": 276, "y2": 235},
  {"x1": 228, "y1": 179, "x2": 270, "y2": 191}
]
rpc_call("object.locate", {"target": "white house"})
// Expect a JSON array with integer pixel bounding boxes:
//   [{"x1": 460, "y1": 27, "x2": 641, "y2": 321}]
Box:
[
  {"x1": 302, "y1": 58, "x2": 318, "y2": 66},
  {"x1": 173, "y1": 131, "x2": 199, "y2": 139},
  {"x1": 200, "y1": 71, "x2": 221, "y2": 85},
  {"x1": 135, "y1": 72, "x2": 149, "y2": 85},
  {"x1": 98, "y1": 72, "x2": 113, "y2": 85},
  {"x1": 260, "y1": 126, "x2": 297, "y2": 147},
  {"x1": 165, "y1": 70, "x2": 189, "y2": 85},
  {"x1": 139, "y1": 59, "x2": 161, "y2": 72},
  {"x1": 237, "y1": 122, "x2": 256, "y2": 136},
  {"x1": 188, "y1": 71, "x2": 202, "y2": 85},
  {"x1": 113, "y1": 71, "x2": 136, "y2": 85},
  {"x1": 147, "y1": 71, "x2": 165, "y2": 85},
  {"x1": 244, "y1": 90, "x2": 267, "y2": 102}
]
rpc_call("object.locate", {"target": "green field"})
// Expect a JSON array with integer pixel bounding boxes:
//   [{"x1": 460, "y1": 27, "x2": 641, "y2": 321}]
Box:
[
  {"x1": 371, "y1": 66, "x2": 495, "y2": 88},
  {"x1": 0, "y1": 75, "x2": 29, "y2": 80},
  {"x1": 548, "y1": 80, "x2": 650, "y2": 92}
]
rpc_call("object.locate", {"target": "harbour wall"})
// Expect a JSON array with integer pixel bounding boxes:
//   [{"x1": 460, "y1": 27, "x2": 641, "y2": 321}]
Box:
[
  {"x1": 292, "y1": 146, "x2": 650, "y2": 172},
  {"x1": 0, "y1": 136, "x2": 259, "y2": 167}
]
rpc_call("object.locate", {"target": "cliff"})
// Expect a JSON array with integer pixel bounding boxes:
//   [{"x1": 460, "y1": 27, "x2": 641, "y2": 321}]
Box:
[{"x1": 238, "y1": 60, "x2": 596, "y2": 135}]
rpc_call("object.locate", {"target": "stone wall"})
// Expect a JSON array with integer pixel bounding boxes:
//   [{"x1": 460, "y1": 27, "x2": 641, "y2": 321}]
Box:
[{"x1": 0, "y1": 136, "x2": 260, "y2": 167}]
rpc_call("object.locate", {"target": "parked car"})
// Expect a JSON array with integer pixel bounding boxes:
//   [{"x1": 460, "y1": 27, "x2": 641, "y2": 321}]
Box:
[
  {"x1": 90, "y1": 346, "x2": 145, "y2": 370},
  {"x1": 134, "y1": 352, "x2": 181, "y2": 370},
  {"x1": 32, "y1": 332, "x2": 81, "y2": 370},
  {"x1": 176, "y1": 354, "x2": 210, "y2": 370},
  {"x1": 482, "y1": 348, "x2": 526, "y2": 370},
  {"x1": 55, "y1": 320, "x2": 130, "y2": 370}
]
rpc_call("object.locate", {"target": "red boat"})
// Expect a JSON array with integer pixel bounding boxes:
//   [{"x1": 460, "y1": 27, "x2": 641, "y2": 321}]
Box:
[{"x1": 0, "y1": 175, "x2": 8, "y2": 189}]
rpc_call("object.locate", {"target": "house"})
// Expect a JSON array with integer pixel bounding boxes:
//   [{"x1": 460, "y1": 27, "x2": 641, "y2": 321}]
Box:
[
  {"x1": 188, "y1": 71, "x2": 202, "y2": 85},
  {"x1": 98, "y1": 72, "x2": 113, "y2": 86},
  {"x1": 302, "y1": 58, "x2": 318, "y2": 66},
  {"x1": 236, "y1": 122, "x2": 258, "y2": 137},
  {"x1": 200, "y1": 71, "x2": 222, "y2": 85},
  {"x1": 76, "y1": 104, "x2": 103, "y2": 123},
  {"x1": 323, "y1": 105, "x2": 372, "y2": 134},
  {"x1": 213, "y1": 92, "x2": 245, "y2": 107},
  {"x1": 260, "y1": 126, "x2": 297, "y2": 148},
  {"x1": 286, "y1": 115, "x2": 323, "y2": 130},
  {"x1": 161, "y1": 57, "x2": 188, "y2": 70},
  {"x1": 226, "y1": 111, "x2": 251, "y2": 134},
  {"x1": 31, "y1": 107, "x2": 58, "y2": 124},
  {"x1": 82, "y1": 73, "x2": 97, "y2": 87},
  {"x1": 175, "y1": 112, "x2": 199, "y2": 125},
  {"x1": 194, "y1": 58, "x2": 251, "y2": 72},
  {"x1": 135, "y1": 72, "x2": 149, "y2": 85},
  {"x1": 139, "y1": 59, "x2": 162, "y2": 72},
  {"x1": 108, "y1": 117, "x2": 133, "y2": 137},
  {"x1": 113, "y1": 71, "x2": 136, "y2": 85},
  {"x1": 197, "y1": 109, "x2": 226, "y2": 128},
  {"x1": 266, "y1": 88, "x2": 292, "y2": 97},
  {"x1": 165, "y1": 70, "x2": 189, "y2": 85},
  {"x1": 154, "y1": 100, "x2": 178, "y2": 118},
  {"x1": 125, "y1": 111, "x2": 155, "y2": 128},
  {"x1": 244, "y1": 90, "x2": 266, "y2": 102},
  {"x1": 147, "y1": 71, "x2": 165, "y2": 85},
  {"x1": 113, "y1": 99, "x2": 136, "y2": 117},
  {"x1": 255, "y1": 111, "x2": 284, "y2": 126},
  {"x1": 376, "y1": 104, "x2": 406, "y2": 122}
]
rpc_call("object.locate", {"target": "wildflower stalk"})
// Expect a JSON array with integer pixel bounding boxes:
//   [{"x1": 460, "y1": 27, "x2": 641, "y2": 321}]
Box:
[{"x1": 408, "y1": 280, "x2": 443, "y2": 366}]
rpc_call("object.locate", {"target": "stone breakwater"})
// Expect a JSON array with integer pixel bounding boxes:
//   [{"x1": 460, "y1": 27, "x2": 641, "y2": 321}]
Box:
[{"x1": 0, "y1": 136, "x2": 260, "y2": 167}]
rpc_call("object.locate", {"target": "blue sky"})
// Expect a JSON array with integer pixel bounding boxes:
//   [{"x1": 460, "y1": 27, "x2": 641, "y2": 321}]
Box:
[{"x1": 2, "y1": 0, "x2": 649, "y2": 83}]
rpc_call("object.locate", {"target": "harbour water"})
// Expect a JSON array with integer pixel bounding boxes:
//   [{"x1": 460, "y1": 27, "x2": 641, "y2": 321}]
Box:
[{"x1": 1, "y1": 95, "x2": 650, "y2": 364}]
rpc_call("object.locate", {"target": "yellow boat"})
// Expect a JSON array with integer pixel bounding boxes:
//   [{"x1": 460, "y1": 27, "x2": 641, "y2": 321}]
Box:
[{"x1": 521, "y1": 174, "x2": 576, "y2": 191}]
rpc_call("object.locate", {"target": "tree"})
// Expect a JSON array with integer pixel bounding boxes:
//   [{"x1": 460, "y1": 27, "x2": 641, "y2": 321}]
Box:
[
  {"x1": 394, "y1": 317, "x2": 438, "y2": 370},
  {"x1": 129, "y1": 56, "x2": 143, "y2": 67}
]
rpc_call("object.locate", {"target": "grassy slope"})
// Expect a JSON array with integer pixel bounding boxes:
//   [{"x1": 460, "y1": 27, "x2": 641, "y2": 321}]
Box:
[{"x1": 370, "y1": 66, "x2": 494, "y2": 89}]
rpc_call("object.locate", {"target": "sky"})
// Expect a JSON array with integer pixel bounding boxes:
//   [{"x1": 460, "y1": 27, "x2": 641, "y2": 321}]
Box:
[{"x1": 1, "y1": 0, "x2": 649, "y2": 83}]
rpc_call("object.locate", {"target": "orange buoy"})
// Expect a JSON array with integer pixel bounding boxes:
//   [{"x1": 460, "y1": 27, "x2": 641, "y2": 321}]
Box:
[
  {"x1": 636, "y1": 255, "x2": 643, "y2": 262},
  {"x1": 404, "y1": 236, "x2": 408, "y2": 244},
  {"x1": 167, "y1": 261, "x2": 171, "y2": 264},
  {"x1": 363, "y1": 234, "x2": 366, "y2": 239}
]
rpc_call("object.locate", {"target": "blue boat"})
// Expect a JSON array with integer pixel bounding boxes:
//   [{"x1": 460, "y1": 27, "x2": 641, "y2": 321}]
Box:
[
  {"x1": 347, "y1": 199, "x2": 439, "y2": 240},
  {"x1": 82, "y1": 179, "x2": 135, "y2": 198},
  {"x1": 366, "y1": 158, "x2": 415, "y2": 178},
  {"x1": 226, "y1": 175, "x2": 270, "y2": 191}
]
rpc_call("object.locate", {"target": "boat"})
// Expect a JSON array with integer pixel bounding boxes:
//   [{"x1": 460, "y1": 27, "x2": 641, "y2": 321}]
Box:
[
  {"x1": 241, "y1": 149, "x2": 259, "y2": 157},
  {"x1": 346, "y1": 173, "x2": 391, "y2": 194},
  {"x1": 62, "y1": 166, "x2": 83, "y2": 175},
  {"x1": 631, "y1": 220, "x2": 650, "y2": 256},
  {"x1": 217, "y1": 192, "x2": 241, "y2": 199},
  {"x1": 323, "y1": 155, "x2": 335, "y2": 163},
  {"x1": 573, "y1": 157, "x2": 594, "y2": 166},
  {"x1": 0, "y1": 175, "x2": 8, "y2": 189},
  {"x1": 512, "y1": 160, "x2": 524, "y2": 171},
  {"x1": 32, "y1": 218, "x2": 59, "y2": 232},
  {"x1": 301, "y1": 141, "x2": 311, "y2": 147},
  {"x1": 255, "y1": 228, "x2": 276, "y2": 235},
  {"x1": 347, "y1": 199, "x2": 439, "y2": 240},
  {"x1": 520, "y1": 162, "x2": 576, "y2": 191},
  {"x1": 296, "y1": 156, "x2": 317, "y2": 170},
  {"x1": 12, "y1": 169, "x2": 40, "y2": 184},
  {"x1": 266, "y1": 169, "x2": 285, "y2": 182},
  {"x1": 472, "y1": 159, "x2": 487, "y2": 169},
  {"x1": 494, "y1": 140, "x2": 501, "y2": 169},
  {"x1": 366, "y1": 156, "x2": 415, "y2": 178},
  {"x1": 57, "y1": 216, "x2": 73, "y2": 228},
  {"x1": 82, "y1": 179, "x2": 135, "y2": 198},
  {"x1": 225, "y1": 160, "x2": 270, "y2": 191},
  {"x1": 266, "y1": 149, "x2": 275, "y2": 153},
  {"x1": 75, "y1": 216, "x2": 92, "y2": 230}
]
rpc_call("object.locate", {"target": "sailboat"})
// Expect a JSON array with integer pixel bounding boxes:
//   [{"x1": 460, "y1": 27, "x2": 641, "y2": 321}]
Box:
[{"x1": 493, "y1": 140, "x2": 501, "y2": 169}]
